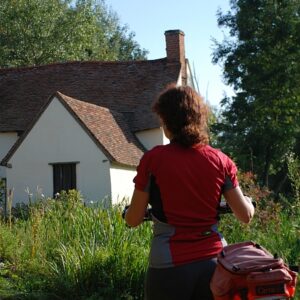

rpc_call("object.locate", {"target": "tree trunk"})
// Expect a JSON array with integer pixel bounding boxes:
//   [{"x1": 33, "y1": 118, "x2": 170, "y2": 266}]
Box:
[
  {"x1": 262, "y1": 144, "x2": 272, "y2": 187},
  {"x1": 274, "y1": 173, "x2": 288, "y2": 196},
  {"x1": 249, "y1": 147, "x2": 254, "y2": 173}
]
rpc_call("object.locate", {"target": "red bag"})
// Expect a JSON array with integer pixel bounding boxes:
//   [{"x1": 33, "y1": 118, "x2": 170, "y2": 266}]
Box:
[{"x1": 210, "y1": 241, "x2": 298, "y2": 299}]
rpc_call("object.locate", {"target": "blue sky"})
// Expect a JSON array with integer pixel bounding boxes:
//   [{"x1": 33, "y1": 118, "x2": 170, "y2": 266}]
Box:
[{"x1": 105, "y1": 0, "x2": 234, "y2": 107}]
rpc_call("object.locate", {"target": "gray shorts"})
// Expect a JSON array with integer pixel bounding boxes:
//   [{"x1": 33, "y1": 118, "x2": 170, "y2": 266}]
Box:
[{"x1": 144, "y1": 257, "x2": 217, "y2": 300}]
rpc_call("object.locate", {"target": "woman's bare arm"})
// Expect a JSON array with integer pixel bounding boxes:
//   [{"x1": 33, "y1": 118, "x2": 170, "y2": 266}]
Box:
[
  {"x1": 223, "y1": 186, "x2": 255, "y2": 223},
  {"x1": 125, "y1": 189, "x2": 149, "y2": 227}
]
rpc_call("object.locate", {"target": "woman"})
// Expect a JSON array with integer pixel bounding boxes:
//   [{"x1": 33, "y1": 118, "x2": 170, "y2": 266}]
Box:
[{"x1": 124, "y1": 84, "x2": 255, "y2": 300}]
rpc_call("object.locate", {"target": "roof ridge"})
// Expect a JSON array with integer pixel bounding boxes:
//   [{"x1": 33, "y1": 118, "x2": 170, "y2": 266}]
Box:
[
  {"x1": 56, "y1": 91, "x2": 125, "y2": 118},
  {"x1": 0, "y1": 58, "x2": 168, "y2": 74}
]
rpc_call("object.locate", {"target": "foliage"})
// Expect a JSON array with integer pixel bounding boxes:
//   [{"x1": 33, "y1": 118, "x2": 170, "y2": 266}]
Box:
[
  {"x1": 286, "y1": 153, "x2": 300, "y2": 205},
  {"x1": 220, "y1": 168, "x2": 300, "y2": 297},
  {"x1": 212, "y1": 0, "x2": 300, "y2": 187},
  {"x1": 0, "y1": 187, "x2": 299, "y2": 299},
  {"x1": 0, "y1": 0, "x2": 148, "y2": 68},
  {"x1": 274, "y1": 152, "x2": 300, "y2": 222},
  {"x1": 0, "y1": 190, "x2": 151, "y2": 299},
  {"x1": 219, "y1": 204, "x2": 300, "y2": 300},
  {"x1": 237, "y1": 171, "x2": 271, "y2": 202},
  {"x1": 219, "y1": 204, "x2": 300, "y2": 267},
  {"x1": 0, "y1": 178, "x2": 5, "y2": 208}
]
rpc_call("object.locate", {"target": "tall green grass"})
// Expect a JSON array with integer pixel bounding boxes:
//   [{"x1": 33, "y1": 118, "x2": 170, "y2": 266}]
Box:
[
  {"x1": 220, "y1": 204, "x2": 300, "y2": 266},
  {"x1": 0, "y1": 188, "x2": 299, "y2": 299},
  {"x1": 220, "y1": 201, "x2": 300, "y2": 299},
  {"x1": 0, "y1": 191, "x2": 151, "y2": 299}
]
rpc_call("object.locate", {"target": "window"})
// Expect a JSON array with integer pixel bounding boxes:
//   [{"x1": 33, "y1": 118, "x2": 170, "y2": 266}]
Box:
[{"x1": 52, "y1": 163, "x2": 77, "y2": 196}]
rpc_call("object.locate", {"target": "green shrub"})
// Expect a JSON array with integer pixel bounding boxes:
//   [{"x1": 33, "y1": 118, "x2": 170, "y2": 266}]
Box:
[
  {"x1": 0, "y1": 187, "x2": 299, "y2": 299},
  {"x1": 0, "y1": 190, "x2": 151, "y2": 299},
  {"x1": 287, "y1": 153, "x2": 300, "y2": 208}
]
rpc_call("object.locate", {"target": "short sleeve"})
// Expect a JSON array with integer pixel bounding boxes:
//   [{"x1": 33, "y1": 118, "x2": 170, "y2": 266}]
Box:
[
  {"x1": 133, "y1": 151, "x2": 152, "y2": 192},
  {"x1": 222, "y1": 156, "x2": 239, "y2": 192}
]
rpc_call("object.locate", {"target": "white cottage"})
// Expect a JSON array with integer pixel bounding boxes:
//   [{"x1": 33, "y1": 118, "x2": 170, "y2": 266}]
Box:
[{"x1": 0, "y1": 30, "x2": 195, "y2": 205}]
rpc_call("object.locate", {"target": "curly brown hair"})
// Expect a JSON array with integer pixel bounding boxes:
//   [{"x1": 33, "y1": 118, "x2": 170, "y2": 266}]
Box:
[{"x1": 153, "y1": 84, "x2": 209, "y2": 147}]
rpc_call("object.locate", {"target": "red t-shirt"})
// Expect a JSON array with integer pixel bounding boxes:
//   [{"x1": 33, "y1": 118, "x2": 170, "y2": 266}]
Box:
[{"x1": 134, "y1": 142, "x2": 238, "y2": 267}]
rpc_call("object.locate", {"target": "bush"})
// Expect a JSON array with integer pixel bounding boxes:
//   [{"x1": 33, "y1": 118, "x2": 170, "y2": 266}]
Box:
[
  {"x1": 0, "y1": 178, "x2": 6, "y2": 214},
  {"x1": 0, "y1": 190, "x2": 151, "y2": 299},
  {"x1": 286, "y1": 153, "x2": 300, "y2": 208},
  {"x1": 0, "y1": 186, "x2": 299, "y2": 299}
]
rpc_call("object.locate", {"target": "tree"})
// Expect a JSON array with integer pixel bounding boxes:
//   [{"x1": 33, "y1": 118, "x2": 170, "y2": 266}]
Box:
[
  {"x1": 0, "y1": 0, "x2": 148, "y2": 67},
  {"x1": 212, "y1": 0, "x2": 300, "y2": 187}
]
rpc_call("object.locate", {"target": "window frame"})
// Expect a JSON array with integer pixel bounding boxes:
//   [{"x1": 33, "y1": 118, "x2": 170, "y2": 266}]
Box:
[{"x1": 49, "y1": 162, "x2": 79, "y2": 196}]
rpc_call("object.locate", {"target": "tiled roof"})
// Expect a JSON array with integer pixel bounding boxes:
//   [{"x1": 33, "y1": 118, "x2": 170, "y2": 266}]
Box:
[
  {"x1": 57, "y1": 92, "x2": 145, "y2": 166},
  {"x1": 0, "y1": 59, "x2": 181, "y2": 133},
  {"x1": 1, "y1": 92, "x2": 146, "y2": 167}
]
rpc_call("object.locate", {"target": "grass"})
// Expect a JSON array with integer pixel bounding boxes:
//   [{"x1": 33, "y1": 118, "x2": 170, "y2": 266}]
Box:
[
  {"x1": 220, "y1": 203, "x2": 300, "y2": 266},
  {"x1": 219, "y1": 202, "x2": 300, "y2": 299},
  {"x1": 0, "y1": 191, "x2": 152, "y2": 299},
  {"x1": 0, "y1": 189, "x2": 299, "y2": 299}
]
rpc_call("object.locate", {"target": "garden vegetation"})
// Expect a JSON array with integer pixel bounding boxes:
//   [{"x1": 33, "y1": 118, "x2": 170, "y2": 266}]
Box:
[
  {"x1": 0, "y1": 0, "x2": 299, "y2": 298},
  {"x1": 0, "y1": 154, "x2": 299, "y2": 299}
]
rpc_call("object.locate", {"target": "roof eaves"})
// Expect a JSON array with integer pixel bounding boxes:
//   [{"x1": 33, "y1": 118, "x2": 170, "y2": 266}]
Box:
[{"x1": 111, "y1": 160, "x2": 138, "y2": 169}]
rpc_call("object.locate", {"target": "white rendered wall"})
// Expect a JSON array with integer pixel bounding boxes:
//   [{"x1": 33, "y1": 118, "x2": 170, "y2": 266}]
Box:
[
  {"x1": 177, "y1": 71, "x2": 182, "y2": 86},
  {"x1": 109, "y1": 164, "x2": 136, "y2": 205},
  {"x1": 135, "y1": 127, "x2": 169, "y2": 150},
  {"x1": 5, "y1": 97, "x2": 111, "y2": 205},
  {"x1": 186, "y1": 62, "x2": 195, "y2": 89},
  {"x1": 0, "y1": 132, "x2": 18, "y2": 160},
  {"x1": 0, "y1": 132, "x2": 18, "y2": 178}
]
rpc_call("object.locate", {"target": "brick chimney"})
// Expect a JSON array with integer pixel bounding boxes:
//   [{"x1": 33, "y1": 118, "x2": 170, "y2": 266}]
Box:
[{"x1": 165, "y1": 30, "x2": 187, "y2": 85}]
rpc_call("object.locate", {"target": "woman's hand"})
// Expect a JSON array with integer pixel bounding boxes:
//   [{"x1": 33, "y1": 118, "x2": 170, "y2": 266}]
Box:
[{"x1": 125, "y1": 189, "x2": 149, "y2": 227}]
